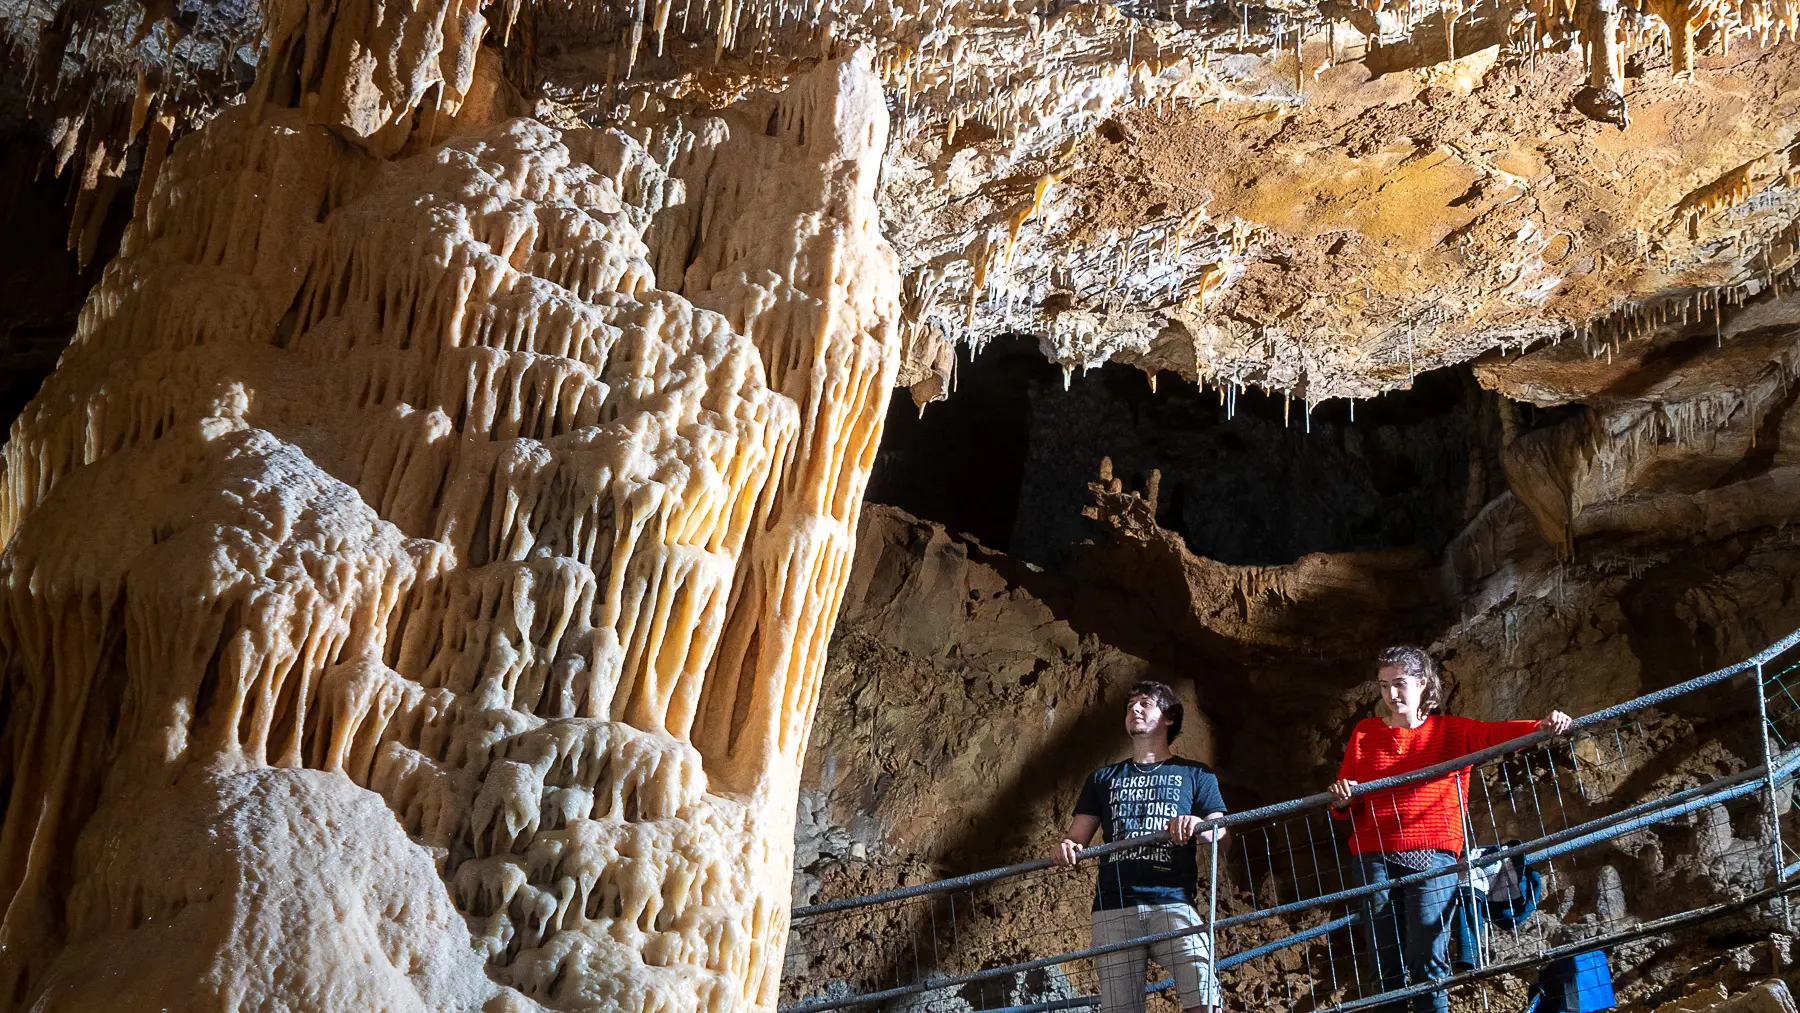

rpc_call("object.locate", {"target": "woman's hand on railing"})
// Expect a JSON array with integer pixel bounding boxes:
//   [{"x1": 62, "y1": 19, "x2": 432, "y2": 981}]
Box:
[
  {"x1": 1052, "y1": 838, "x2": 1083, "y2": 867},
  {"x1": 1329, "y1": 778, "x2": 1358, "y2": 808},
  {"x1": 1538, "y1": 711, "x2": 1573, "y2": 735}
]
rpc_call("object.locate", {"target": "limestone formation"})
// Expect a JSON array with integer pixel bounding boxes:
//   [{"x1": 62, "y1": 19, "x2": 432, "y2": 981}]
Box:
[
  {"x1": 12, "y1": 0, "x2": 1800, "y2": 414},
  {"x1": 0, "y1": 28, "x2": 901, "y2": 1013},
  {"x1": 4, "y1": 0, "x2": 1800, "y2": 997}
]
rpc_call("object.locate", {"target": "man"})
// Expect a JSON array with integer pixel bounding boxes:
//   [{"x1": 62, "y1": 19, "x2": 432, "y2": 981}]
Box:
[{"x1": 1052, "y1": 681, "x2": 1227, "y2": 1013}]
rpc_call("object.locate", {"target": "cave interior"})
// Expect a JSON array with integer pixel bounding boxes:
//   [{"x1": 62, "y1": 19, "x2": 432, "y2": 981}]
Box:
[{"x1": 0, "y1": 0, "x2": 1799, "y2": 1005}]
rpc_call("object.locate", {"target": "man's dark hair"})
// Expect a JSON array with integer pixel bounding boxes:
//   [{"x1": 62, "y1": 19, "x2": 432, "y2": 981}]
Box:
[{"x1": 1127, "y1": 680, "x2": 1183, "y2": 743}]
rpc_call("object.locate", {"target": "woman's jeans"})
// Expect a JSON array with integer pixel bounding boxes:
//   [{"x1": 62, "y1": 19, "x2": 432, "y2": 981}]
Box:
[{"x1": 1355, "y1": 852, "x2": 1459, "y2": 1013}]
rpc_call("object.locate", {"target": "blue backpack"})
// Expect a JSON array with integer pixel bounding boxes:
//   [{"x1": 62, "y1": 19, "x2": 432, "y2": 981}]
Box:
[{"x1": 1527, "y1": 952, "x2": 1617, "y2": 1013}]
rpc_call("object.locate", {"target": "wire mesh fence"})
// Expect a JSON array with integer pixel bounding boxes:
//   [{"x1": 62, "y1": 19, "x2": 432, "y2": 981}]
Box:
[
  {"x1": 1760, "y1": 657, "x2": 1800, "y2": 883},
  {"x1": 782, "y1": 630, "x2": 1800, "y2": 1013}
]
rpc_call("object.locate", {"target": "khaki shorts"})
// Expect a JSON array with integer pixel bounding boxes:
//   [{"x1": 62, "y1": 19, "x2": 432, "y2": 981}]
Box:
[{"x1": 1091, "y1": 903, "x2": 1220, "y2": 1013}]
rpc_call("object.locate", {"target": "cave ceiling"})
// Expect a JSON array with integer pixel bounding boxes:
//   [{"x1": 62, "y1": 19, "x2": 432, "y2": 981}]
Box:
[{"x1": 4, "y1": 0, "x2": 1800, "y2": 410}]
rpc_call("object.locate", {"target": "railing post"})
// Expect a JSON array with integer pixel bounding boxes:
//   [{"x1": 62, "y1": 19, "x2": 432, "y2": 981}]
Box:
[
  {"x1": 1454, "y1": 769, "x2": 1488, "y2": 976},
  {"x1": 1755, "y1": 660, "x2": 1792, "y2": 928},
  {"x1": 1208, "y1": 830, "x2": 1220, "y2": 1012}
]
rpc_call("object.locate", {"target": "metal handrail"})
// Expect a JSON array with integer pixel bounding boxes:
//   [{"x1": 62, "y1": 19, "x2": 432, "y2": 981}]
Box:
[
  {"x1": 962, "y1": 914, "x2": 1368, "y2": 1013},
  {"x1": 793, "y1": 624, "x2": 1800, "y2": 921},
  {"x1": 778, "y1": 757, "x2": 1798, "y2": 1013},
  {"x1": 876, "y1": 873, "x2": 1800, "y2": 1013},
  {"x1": 1326, "y1": 875, "x2": 1800, "y2": 1013}
]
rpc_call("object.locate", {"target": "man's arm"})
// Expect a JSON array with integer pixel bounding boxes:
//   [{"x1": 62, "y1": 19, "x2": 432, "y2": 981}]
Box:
[
  {"x1": 1171, "y1": 769, "x2": 1230, "y2": 844},
  {"x1": 1198, "y1": 810, "x2": 1226, "y2": 844},
  {"x1": 1168, "y1": 811, "x2": 1227, "y2": 844},
  {"x1": 1054, "y1": 814, "x2": 1101, "y2": 866}
]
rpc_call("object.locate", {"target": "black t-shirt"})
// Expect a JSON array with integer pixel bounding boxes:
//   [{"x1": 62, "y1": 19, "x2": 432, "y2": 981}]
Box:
[{"x1": 1074, "y1": 757, "x2": 1228, "y2": 910}]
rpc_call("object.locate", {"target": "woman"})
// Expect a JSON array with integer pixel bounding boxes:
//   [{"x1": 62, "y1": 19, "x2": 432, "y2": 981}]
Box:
[{"x1": 1330, "y1": 645, "x2": 1572, "y2": 1013}]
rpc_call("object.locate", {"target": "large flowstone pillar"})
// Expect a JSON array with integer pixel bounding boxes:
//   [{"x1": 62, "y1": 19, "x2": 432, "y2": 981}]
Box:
[{"x1": 0, "y1": 14, "x2": 900, "y2": 1010}]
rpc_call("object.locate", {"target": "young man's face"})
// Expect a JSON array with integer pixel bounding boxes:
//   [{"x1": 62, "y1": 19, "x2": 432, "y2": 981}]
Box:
[{"x1": 1125, "y1": 693, "x2": 1172, "y2": 741}]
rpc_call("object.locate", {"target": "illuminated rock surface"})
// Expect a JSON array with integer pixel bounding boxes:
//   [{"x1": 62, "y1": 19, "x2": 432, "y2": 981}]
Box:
[
  {"x1": 0, "y1": 35, "x2": 900, "y2": 1013},
  {"x1": 2, "y1": 0, "x2": 1800, "y2": 1003}
]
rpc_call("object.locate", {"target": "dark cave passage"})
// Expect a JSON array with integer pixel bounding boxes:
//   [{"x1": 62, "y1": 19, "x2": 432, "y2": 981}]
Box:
[
  {"x1": 0, "y1": 130, "x2": 131, "y2": 437},
  {"x1": 866, "y1": 335, "x2": 1512, "y2": 569}
]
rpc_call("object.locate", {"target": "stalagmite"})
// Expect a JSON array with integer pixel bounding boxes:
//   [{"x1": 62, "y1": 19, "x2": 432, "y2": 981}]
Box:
[
  {"x1": 0, "y1": 9, "x2": 900, "y2": 1008},
  {"x1": 1589, "y1": 0, "x2": 1625, "y2": 93}
]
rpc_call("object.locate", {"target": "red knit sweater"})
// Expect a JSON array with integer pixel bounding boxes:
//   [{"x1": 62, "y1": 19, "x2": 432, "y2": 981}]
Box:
[{"x1": 1334, "y1": 714, "x2": 1540, "y2": 855}]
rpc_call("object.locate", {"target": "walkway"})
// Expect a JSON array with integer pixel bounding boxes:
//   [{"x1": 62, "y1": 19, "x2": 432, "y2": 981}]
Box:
[{"x1": 781, "y1": 629, "x2": 1800, "y2": 1013}]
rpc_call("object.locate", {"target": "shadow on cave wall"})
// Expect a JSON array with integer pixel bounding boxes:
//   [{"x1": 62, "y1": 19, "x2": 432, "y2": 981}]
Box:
[
  {"x1": 815, "y1": 330, "x2": 1800, "y2": 1000},
  {"x1": 0, "y1": 122, "x2": 133, "y2": 438},
  {"x1": 867, "y1": 334, "x2": 1509, "y2": 569},
  {"x1": 859, "y1": 334, "x2": 1799, "y2": 814},
  {"x1": 863, "y1": 339, "x2": 1529, "y2": 813}
]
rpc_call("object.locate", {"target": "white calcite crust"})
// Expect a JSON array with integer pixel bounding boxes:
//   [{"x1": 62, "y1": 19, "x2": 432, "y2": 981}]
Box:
[{"x1": 0, "y1": 49, "x2": 899, "y2": 1013}]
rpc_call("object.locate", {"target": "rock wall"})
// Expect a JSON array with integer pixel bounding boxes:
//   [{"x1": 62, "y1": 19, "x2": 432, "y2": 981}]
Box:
[
  {"x1": 825, "y1": 292, "x2": 1800, "y2": 818},
  {"x1": 0, "y1": 21, "x2": 901, "y2": 1013},
  {"x1": 792, "y1": 297, "x2": 1800, "y2": 1001},
  {"x1": 796, "y1": 504, "x2": 1218, "y2": 903}
]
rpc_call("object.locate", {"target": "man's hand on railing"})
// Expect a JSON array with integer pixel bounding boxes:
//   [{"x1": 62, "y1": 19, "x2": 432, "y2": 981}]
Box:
[
  {"x1": 1539, "y1": 711, "x2": 1573, "y2": 735},
  {"x1": 1167, "y1": 815, "x2": 1199, "y2": 844},
  {"x1": 1329, "y1": 778, "x2": 1358, "y2": 809},
  {"x1": 1054, "y1": 814, "x2": 1099, "y2": 866},
  {"x1": 1166, "y1": 814, "x2": 1225, "y2": 844}
]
